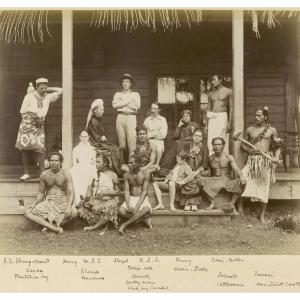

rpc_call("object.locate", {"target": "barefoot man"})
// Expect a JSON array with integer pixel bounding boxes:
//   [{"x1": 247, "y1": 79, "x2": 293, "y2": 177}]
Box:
[
  {"x1": 199, "y1": 137, "x2": 246, "y2": 211},
  {"x1": 205, "y1": 74, "x2": 233, "y2": 156},
  {"x1": 240, "y1": 107, "x2": 281, "y2": 224},
  {"x1": 24, "y1": 152, "x2": 76, "y2": 234},
  {"x1": 118, "y1": 154, "x2": 152, "y2": 235}
]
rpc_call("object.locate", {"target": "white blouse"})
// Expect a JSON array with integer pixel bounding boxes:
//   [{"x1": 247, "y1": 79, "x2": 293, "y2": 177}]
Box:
[{"x1": 72, "y1": 142, "x2": 96, "y2": 166}]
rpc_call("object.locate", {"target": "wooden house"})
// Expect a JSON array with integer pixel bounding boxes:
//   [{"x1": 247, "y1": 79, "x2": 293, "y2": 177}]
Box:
[{"x1": 0, "y1": 9, "x2": 299, "y2": 218}]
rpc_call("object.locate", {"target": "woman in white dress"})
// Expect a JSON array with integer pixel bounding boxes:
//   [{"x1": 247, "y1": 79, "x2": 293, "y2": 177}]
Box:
[{"x1": 70, "y1": 129, "x2": 96, "y2": 207}]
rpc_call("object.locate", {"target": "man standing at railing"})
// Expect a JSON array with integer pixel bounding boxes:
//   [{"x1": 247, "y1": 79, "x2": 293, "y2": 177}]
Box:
[
  {"x1": 112, "y1": 74, "x2": 141, "y2": 166},
  {"x1": 15, "y1": 78, "x2": 62, "y2": 180}
]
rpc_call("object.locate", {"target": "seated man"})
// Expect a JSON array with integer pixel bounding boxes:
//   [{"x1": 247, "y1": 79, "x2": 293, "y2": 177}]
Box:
[
  {"x1": 118, "y1": 154, "x2": 152, "y2": 235},
  {"x1": 24, "y1": 152, "x2": 77, "y2": 234},
  {"x1": 143, "y1": 102, "x2": 168, "y2": 169},
  {"x1": 198, "y1": 137, "x2": 246, "y2": 212}
]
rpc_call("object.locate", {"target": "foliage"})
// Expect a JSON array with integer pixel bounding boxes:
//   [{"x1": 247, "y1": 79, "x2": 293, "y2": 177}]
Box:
[{"x1": 274, "y1": 214, "x2": 300, "y2": 233}]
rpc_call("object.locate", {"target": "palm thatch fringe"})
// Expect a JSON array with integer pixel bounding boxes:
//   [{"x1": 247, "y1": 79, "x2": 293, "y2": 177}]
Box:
[
  {"x1": 0, "y1": 9, "x2": 299, "y2": 44},
  {"x1": 90, "y1": 9, "x2": 300, "y2": 35},
  {"x1": 0, "y1": 10, "x2": 52, "y2": 44},
  {"x1": 89, "y1": 9, "x2": 203, "y2": 32},
  {"x1": 249, "y1": 10, "x2": 300, "y2": 38}
]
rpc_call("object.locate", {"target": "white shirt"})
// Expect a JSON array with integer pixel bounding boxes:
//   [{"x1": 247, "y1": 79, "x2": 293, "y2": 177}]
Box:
[
  {"x1": 144, "y1": 115, "x2": 168, "y2": 140},
  {"x1": 20, "y1": 91, "x2": 59, "y2": 118},
  {"x1": 72, "y1": 142, "x2": 96, "y2": 166},
  {"x1": 112, "y1": 90, "x2": 141, "y2": 113}
]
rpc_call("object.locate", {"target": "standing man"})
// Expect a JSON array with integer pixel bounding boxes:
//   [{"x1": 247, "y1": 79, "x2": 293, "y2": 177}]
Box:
[
  {"x1": 143, "y1": 102, "x2": 168, "y2": 169},
  {"x1": 112, "y1": 74, "x2": 141, "y2": 165},
  {"x1": 240, "y1": 107, "x2": 281, "y2": 224},
  {"x1": 16, "y1": 78, "x2": 62, "y2": 180},
  {"x1": 24, "y1": 152, "x2": 77, "y2": 234},
  {"x1": 118, "y1": 154, "x2": 152, "y2": 235},
  {"x1": 205, "y1": 74, "x2": 233, "y2": 156}
]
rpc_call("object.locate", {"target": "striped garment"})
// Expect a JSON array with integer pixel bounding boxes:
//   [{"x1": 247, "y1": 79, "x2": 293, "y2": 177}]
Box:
[{"x1": 197, "y1": 175, "x2": 242, "y2": 200}]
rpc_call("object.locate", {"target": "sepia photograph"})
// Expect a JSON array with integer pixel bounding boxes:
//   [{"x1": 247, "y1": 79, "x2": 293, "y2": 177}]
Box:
[{"x1": 0, "y1": 7, "x2": 299, "y2": 261}]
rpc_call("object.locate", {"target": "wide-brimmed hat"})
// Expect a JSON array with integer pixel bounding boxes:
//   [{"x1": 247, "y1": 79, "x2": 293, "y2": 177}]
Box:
[{"x1": 120, "y1": 73, "x2": 135, "y2": 85}]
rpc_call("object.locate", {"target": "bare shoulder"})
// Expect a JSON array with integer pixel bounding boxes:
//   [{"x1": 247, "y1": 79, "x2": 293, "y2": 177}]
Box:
[
  {"x1": 141, "y1": 169, "x2": 151, "y2": 180},
  {"x1": 245, "y1": 126, "x2": 254, "y2": 134},
  {"x1": 208, "y1": 153, "x2": 215, "y2": 160},
  {"x1": 123, "y1": 172, "x2": 130, "y2": 180},
  {"x1": 40, "y1": 169, "x2": 50, "y2": 180},
  {"x1": 62, "y1": 169, "x2": 71, "y2": 178},
  {"x1": 223, "y1": 86, "x2": 232, "y2": 95},
  {"x1": 269, "y1": 125, "x2": 278, "y2": 134},
  {"x1": 227, "y1": 154, "x2": 235, "y2": 162}
]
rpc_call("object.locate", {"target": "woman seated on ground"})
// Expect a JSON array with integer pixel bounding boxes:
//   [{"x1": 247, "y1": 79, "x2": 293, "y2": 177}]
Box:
[
  {"x1": 152, "y1": 150, "x2": 195, "y2": 211},
  {"x1": 86, "y1": 98, "x2": 121, "y2": 175},
  {"x1": 78, "y1": 153, "x2": 121, "y2": 234},
  {"x1": 69, "y1": 129, "x2": 96, "y2": 208},
  {"x1": 180, "y1": 128, "x2": 210, "y2": 211},
  {"x1": 121, "y1": 125, "x2": 159, "y2": 174},
  {"x1": 159, "y1": 110, "x2": 199, "y2": 176}
]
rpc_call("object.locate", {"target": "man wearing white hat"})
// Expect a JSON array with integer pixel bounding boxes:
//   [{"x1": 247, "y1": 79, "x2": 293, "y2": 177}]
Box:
[
  {"x1": 15, "y1": 78, "x2": 62, "y2": 180},
  {"x1": 112, "y1": 74, "x2": 140, "y2": 164}
]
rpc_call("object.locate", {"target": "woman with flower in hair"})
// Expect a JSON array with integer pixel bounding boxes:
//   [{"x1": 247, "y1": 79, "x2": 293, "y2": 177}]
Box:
[
  {"x1": 78, "y1": 153, "x2": 121, "y2": 233},
  {"x1": 121, "y1": 125, "x2": 158, "y2": 174},
  {"x1": 240, "y1": 106, "x2": 282, "y2": 224}
]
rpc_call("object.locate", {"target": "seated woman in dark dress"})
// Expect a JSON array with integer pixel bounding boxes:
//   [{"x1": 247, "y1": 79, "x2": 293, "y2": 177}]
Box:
[
  {"x1": 179, "y1": 128, "x2": 209, "y2": 211},
  {"x1": 86, "y1": 99, "x2": 121, "y2": 175},
  {"x1": 159, "y1": 110, "x2": 199, "y2": 176}
]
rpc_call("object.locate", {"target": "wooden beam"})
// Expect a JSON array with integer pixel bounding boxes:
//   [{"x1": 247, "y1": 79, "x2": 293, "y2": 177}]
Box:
[
  {"x1": 62, "y1": 10, "x2": 73, "y2": 168},
  {"x1": 297, "y1": 20, "x2": 300, "y2": 143},
  {"x1": 232, "y1": 10, "x2": 245, "y2": 168}
]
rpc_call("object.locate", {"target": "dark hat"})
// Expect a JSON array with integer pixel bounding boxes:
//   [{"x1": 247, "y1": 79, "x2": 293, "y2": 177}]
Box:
[{"x1": 120, "y1": 73, "x2": 135, "y2": 85}]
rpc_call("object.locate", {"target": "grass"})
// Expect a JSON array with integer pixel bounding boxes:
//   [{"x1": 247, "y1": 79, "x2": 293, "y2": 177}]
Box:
[{"x1": 1, "y1": 202, "x2": 300, "y2": 256}]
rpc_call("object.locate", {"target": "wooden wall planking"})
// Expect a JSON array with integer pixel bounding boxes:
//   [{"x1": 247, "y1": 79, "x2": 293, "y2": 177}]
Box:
[{"x1": 0, "y1": 21, "x2": 296, "y2": 165}]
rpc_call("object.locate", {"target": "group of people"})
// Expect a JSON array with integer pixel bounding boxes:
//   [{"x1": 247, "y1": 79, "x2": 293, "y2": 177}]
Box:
[{"x1": 16, "y1": 73, "x2": 282, "y2": 235}]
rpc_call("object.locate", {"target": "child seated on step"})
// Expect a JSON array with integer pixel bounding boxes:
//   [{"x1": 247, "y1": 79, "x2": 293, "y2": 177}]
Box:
[{"x1": 152, "y1": 150, "x2": 195, "y2": 211}]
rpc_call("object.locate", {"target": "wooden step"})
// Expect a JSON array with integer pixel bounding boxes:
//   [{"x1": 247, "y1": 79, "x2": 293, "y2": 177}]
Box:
[
  {"x1": 1, "y1": 173, "x2": 300, "y2": 215},
  {"x1": 150, "y1": 209, "x2": 233, "y2": 226}
]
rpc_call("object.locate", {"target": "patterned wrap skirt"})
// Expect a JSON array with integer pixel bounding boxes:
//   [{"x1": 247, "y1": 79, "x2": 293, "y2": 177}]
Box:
[
  {"x1": 29, "y1": 192, "x2": 69, "y2": 226},
  {"x1": 15, "y1": 112, "x2": 45, "y2": 153},
  {"x1": 78, "y1": 193, "x2": 121, "y2": 227}
]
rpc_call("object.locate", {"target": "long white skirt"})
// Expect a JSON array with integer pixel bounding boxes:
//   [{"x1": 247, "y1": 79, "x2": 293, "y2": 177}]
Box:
[
  {"x1": 207, "y1": 111, "x2": 229, "y2": 156},
  {"x1": 69, "y1": 164, "x2": 96, "y2": 207}
]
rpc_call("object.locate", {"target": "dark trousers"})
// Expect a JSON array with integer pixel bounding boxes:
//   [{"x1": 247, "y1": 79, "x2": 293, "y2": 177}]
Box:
[{"x1": 21, "y1": 150, "x2": 46, "y2": 174}]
